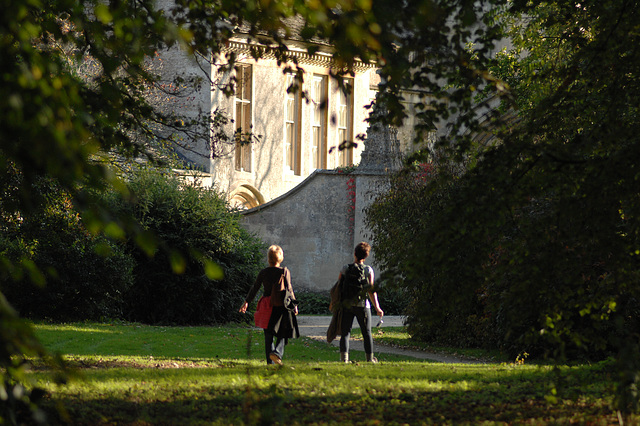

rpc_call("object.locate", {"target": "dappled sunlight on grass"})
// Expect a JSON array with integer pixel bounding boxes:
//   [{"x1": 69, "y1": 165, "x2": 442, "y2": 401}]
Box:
[
  {"x1": 32, "y1": 359, "x2": 618, "y2": 424},
  {"x1": 32, "y1": 321, "x2": 416, "y2": 363},
  {"x1": 33, "y1": 323, "x2": 119, "y2": 334},
  {"x1": 28, "y1": 322, "x2": 622, "y2": 424}
]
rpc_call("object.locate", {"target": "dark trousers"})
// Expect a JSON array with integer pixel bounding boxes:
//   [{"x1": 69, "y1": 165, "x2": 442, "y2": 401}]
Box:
[
  {"x1": 264, "y1": 329, "x2": 286, "y2": 364},
  {"x1": 339, "y1": 306, "x2": 373, "y2": 355}
]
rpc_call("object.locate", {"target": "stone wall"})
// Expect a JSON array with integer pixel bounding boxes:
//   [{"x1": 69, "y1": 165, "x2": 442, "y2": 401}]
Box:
[{"x1": 241, "y1": 170, "x2": 390, "y2": 291}]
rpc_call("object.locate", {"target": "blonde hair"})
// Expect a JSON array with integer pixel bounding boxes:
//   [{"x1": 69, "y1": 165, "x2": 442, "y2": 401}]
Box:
[{"x1": 267, "y1": 245, "x2": 284, "y2": 266}]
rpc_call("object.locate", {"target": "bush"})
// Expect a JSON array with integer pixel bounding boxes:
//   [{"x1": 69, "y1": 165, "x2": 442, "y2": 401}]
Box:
[
  {"x1": 366, "y1": 167, "x2": 493, "y2": 349},
  {"x1": 366, "y1": 164, "x2": 640, "y2": 360},
  {"x1": 1, "y1": 171, "x2": 265, "y2": 326},
  {"x1": 375, "y1": 285, "x2": 406, "y2": 317},
  {"x1": 293, "y1": 286, "x2": 405, "y2": 317},
  {"x1": 1, "y1": 179, "x2": 135, "y2": 321},
  {"x1": 103, "y1": 169, "x2": 264, "y2": 325},
  {"x1": 295, "y1": 290, "x2": 331, "y2": 315}
]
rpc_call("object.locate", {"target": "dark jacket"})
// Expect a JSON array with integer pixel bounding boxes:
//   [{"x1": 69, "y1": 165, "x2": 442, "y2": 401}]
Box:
[
  {"x1": 245, "y1": 266, "x2": 292, "y2": 304},
  {"x1": 327, "y1": 279, "x2": 343, "y2": 343},
  {"x1": 247, "y1": 266, "x2": 299, "y2": 339},
  {"x1": 268, "y1": 306, "x2": 300, "y2": 339},
  {"x1": 268, "y1": 280, "x2": 300, "y2": 338}
]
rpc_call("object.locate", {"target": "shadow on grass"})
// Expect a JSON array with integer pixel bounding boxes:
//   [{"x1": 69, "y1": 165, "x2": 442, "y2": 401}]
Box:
[{"x1": 42, "y1": 378, "x2": 616, "y2": 425}]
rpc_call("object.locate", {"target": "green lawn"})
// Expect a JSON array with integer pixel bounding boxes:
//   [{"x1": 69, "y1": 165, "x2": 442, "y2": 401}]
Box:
[{"x1": 28, "y1": 321, "x2": 626, "y2": 425}]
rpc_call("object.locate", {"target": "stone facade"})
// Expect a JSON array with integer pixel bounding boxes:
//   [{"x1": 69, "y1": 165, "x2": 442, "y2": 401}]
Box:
[
  {"x1": 241, "y1": 169, "x2": 395, "y2": 291},
  {"x1": 241, "y1": 111, "x2": 403, "y2": 291},
  {"x1": 150, "y1": 10, "x2": 412, "y2": 290},
  {"x1": 241, "y1": 170, "x2": 354, "y2": 290},
  {"x1": 209, "y1": 42, "x2": 379, "y2": 208},
  {"x1": 155, "y1": 26, "x2": 379, "y2": 208}
]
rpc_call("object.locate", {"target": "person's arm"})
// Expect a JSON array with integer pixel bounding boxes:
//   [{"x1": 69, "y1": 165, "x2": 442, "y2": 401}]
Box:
[
  {"x1": 367, "y1": 267, "x2": 384, "y2": 317},
  {"x1": 239, "y1": 270, "x2": 263, "y2": 313},
  {"x1": 369, "y1": 292, "x2": 384, "y2": 317}
]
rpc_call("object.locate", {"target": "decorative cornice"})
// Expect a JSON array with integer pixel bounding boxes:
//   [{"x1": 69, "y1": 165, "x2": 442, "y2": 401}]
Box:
[{"x1": 223, "y1": 40, "x2": 377, "y2": 71}]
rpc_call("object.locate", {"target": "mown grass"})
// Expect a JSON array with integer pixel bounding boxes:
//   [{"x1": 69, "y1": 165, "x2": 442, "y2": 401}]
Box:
[{"x1": 29, "y1": 321, "x2": 628, "y2": 425}]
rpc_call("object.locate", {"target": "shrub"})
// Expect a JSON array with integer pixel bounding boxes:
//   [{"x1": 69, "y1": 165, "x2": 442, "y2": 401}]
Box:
[
  {"x1": 1, "y1": 179, "x2": 135, "y2": 321},
  {"x1": 366, "y1": 163, "x2": 640, "y2": 360},
  {"x1": 366, "y1": 167, "x2": 505, "y2": 350},
  {"x1": 293, "y1": 286, "x2": 405, "y2": 317},
  {"x1": 375, "y1": 285, "x2": 406, "y2": 317},
  {"x1": 295, "y1": 290, "x2": 331, "y2": 315},
  {"x1": 1, "y1": 171, "x2": 265, "y2": 326},
  {"x1": 103, "y1": 169, "x2": 264, "y2": 325}
]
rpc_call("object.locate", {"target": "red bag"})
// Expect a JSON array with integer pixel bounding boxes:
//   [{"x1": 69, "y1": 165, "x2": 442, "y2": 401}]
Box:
[{"x1": 254, "y1": 296, "x2": 272, "y2": 329}]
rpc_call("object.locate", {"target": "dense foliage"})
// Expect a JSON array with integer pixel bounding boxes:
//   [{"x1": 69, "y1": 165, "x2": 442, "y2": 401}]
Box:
[
  {"x1": 2, "y1": 178, "x2": 135, "y2": 322},
  {"x1": 1, "y1": 170, "x2": 264, "y2": 326},
  {"x1": 105, "y1": 170, "x2": 264, "y2": 325},
  {"x1": 367, "y1": 0, "x2": 640, "y2": 417},
  {"x1": 5, "y1": 0, "x2": 640, "y2": 420},
  {"x1": 366, "y1": 165, "x2": 497, "y2": 349}
]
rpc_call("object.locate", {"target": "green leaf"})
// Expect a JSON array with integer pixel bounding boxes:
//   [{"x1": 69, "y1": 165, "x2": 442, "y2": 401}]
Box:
[
  {"x1": 94, "y1": 4, "x2": 113, "y2": 24},
  {"x1": 170, "y1": 251, "x2": 186, "y2": 275},
  {"x1": 203, "y1": 259, "x2": 224, "y2": 280},
  {"x1": 104, "y1": 222, "x2": 125, "y2": 240},
  {"x1": 135, "y1": 231, "x2": 158, "y2": 258}
]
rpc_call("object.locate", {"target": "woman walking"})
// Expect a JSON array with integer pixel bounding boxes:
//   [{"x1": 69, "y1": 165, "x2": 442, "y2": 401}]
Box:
[
  {"x1": 338, "y1": 242, "x2": 384, "y2": 363},
  {"x1": 239, "y1": 245, "x2": 299, "y2": 365}
]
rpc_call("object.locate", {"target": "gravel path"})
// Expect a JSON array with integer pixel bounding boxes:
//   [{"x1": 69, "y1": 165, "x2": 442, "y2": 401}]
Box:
[{"x1": 296, "y1": 315, "x2": 485, "y2": 364}]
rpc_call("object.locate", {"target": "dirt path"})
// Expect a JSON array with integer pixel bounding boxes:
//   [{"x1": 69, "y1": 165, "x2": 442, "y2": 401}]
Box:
[{"x1": 296, "y1": 315, "x2": 486, "y2": 364}]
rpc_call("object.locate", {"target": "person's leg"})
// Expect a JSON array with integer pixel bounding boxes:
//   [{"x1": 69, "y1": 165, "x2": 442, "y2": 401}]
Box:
[
  {"x1": 264, "y1": 329, "x2": 275, "y2": 364},
  {"x1": 270, "y1": 336, "x2": 286, "y2": 363},
  {"x1": 354, "y1": 307, "x2": 374, "y2": 356},
  {"x1": 339, "y1": 308, "x2": 356, "y2": 360}
]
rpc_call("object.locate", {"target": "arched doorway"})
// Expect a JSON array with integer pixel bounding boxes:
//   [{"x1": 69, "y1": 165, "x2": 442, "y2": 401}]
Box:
[{"x1": 229, "y1": 184, "x2": 265, "y2": 210}]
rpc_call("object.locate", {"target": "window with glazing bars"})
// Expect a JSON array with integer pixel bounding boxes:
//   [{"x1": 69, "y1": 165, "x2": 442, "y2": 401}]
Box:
[
  {"x1": 337, "y1": 78, "x2": 354, "y2": 167},
  {"x1": 285, "y1": 74, "x2": 302, "y2": 175},
  {"x1": 311, "y1": 75, "x2": 328, "y2": 170},
  {"x1": 234, "y1": 64, "x2": 252, "y2": 172}
]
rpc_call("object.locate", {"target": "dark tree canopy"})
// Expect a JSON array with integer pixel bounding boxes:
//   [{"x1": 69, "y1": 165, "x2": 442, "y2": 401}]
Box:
[
  {"x1": 6, "y1": 0, "x2": 640, "y2": 421},
  {"x1": 366, "y1": 0, "x2": 640, "y2": 417}
]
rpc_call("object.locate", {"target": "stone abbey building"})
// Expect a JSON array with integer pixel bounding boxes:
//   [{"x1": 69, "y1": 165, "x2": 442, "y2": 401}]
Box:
[{"x1": 153, "y1": 13, "x2": 433, "y2": 290}]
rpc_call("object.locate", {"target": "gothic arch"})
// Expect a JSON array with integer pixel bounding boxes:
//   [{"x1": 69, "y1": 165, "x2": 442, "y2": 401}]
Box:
[{"x1": 230, "y1": 184, "x2": 265, "y2": 210}]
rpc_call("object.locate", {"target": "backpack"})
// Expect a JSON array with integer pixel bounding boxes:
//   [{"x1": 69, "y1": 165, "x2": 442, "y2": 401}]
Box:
[{"x1": 341, "y1": 263, "x2": 369, "y2": 305}]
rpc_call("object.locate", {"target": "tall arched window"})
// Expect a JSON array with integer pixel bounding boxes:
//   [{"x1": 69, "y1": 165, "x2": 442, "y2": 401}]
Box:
[
  {"x1": 337, "y1": 78, "x2": 354, "y2": 167},
  {"x1": 285, "y1": 74, "x2": 302, "y2": 175},
  {"x1": 311, "y1": 75, "x2": 328, "y2": 170},
  {"x1": 234, "y1": 64, "x2": 252, "y2": 172}
]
